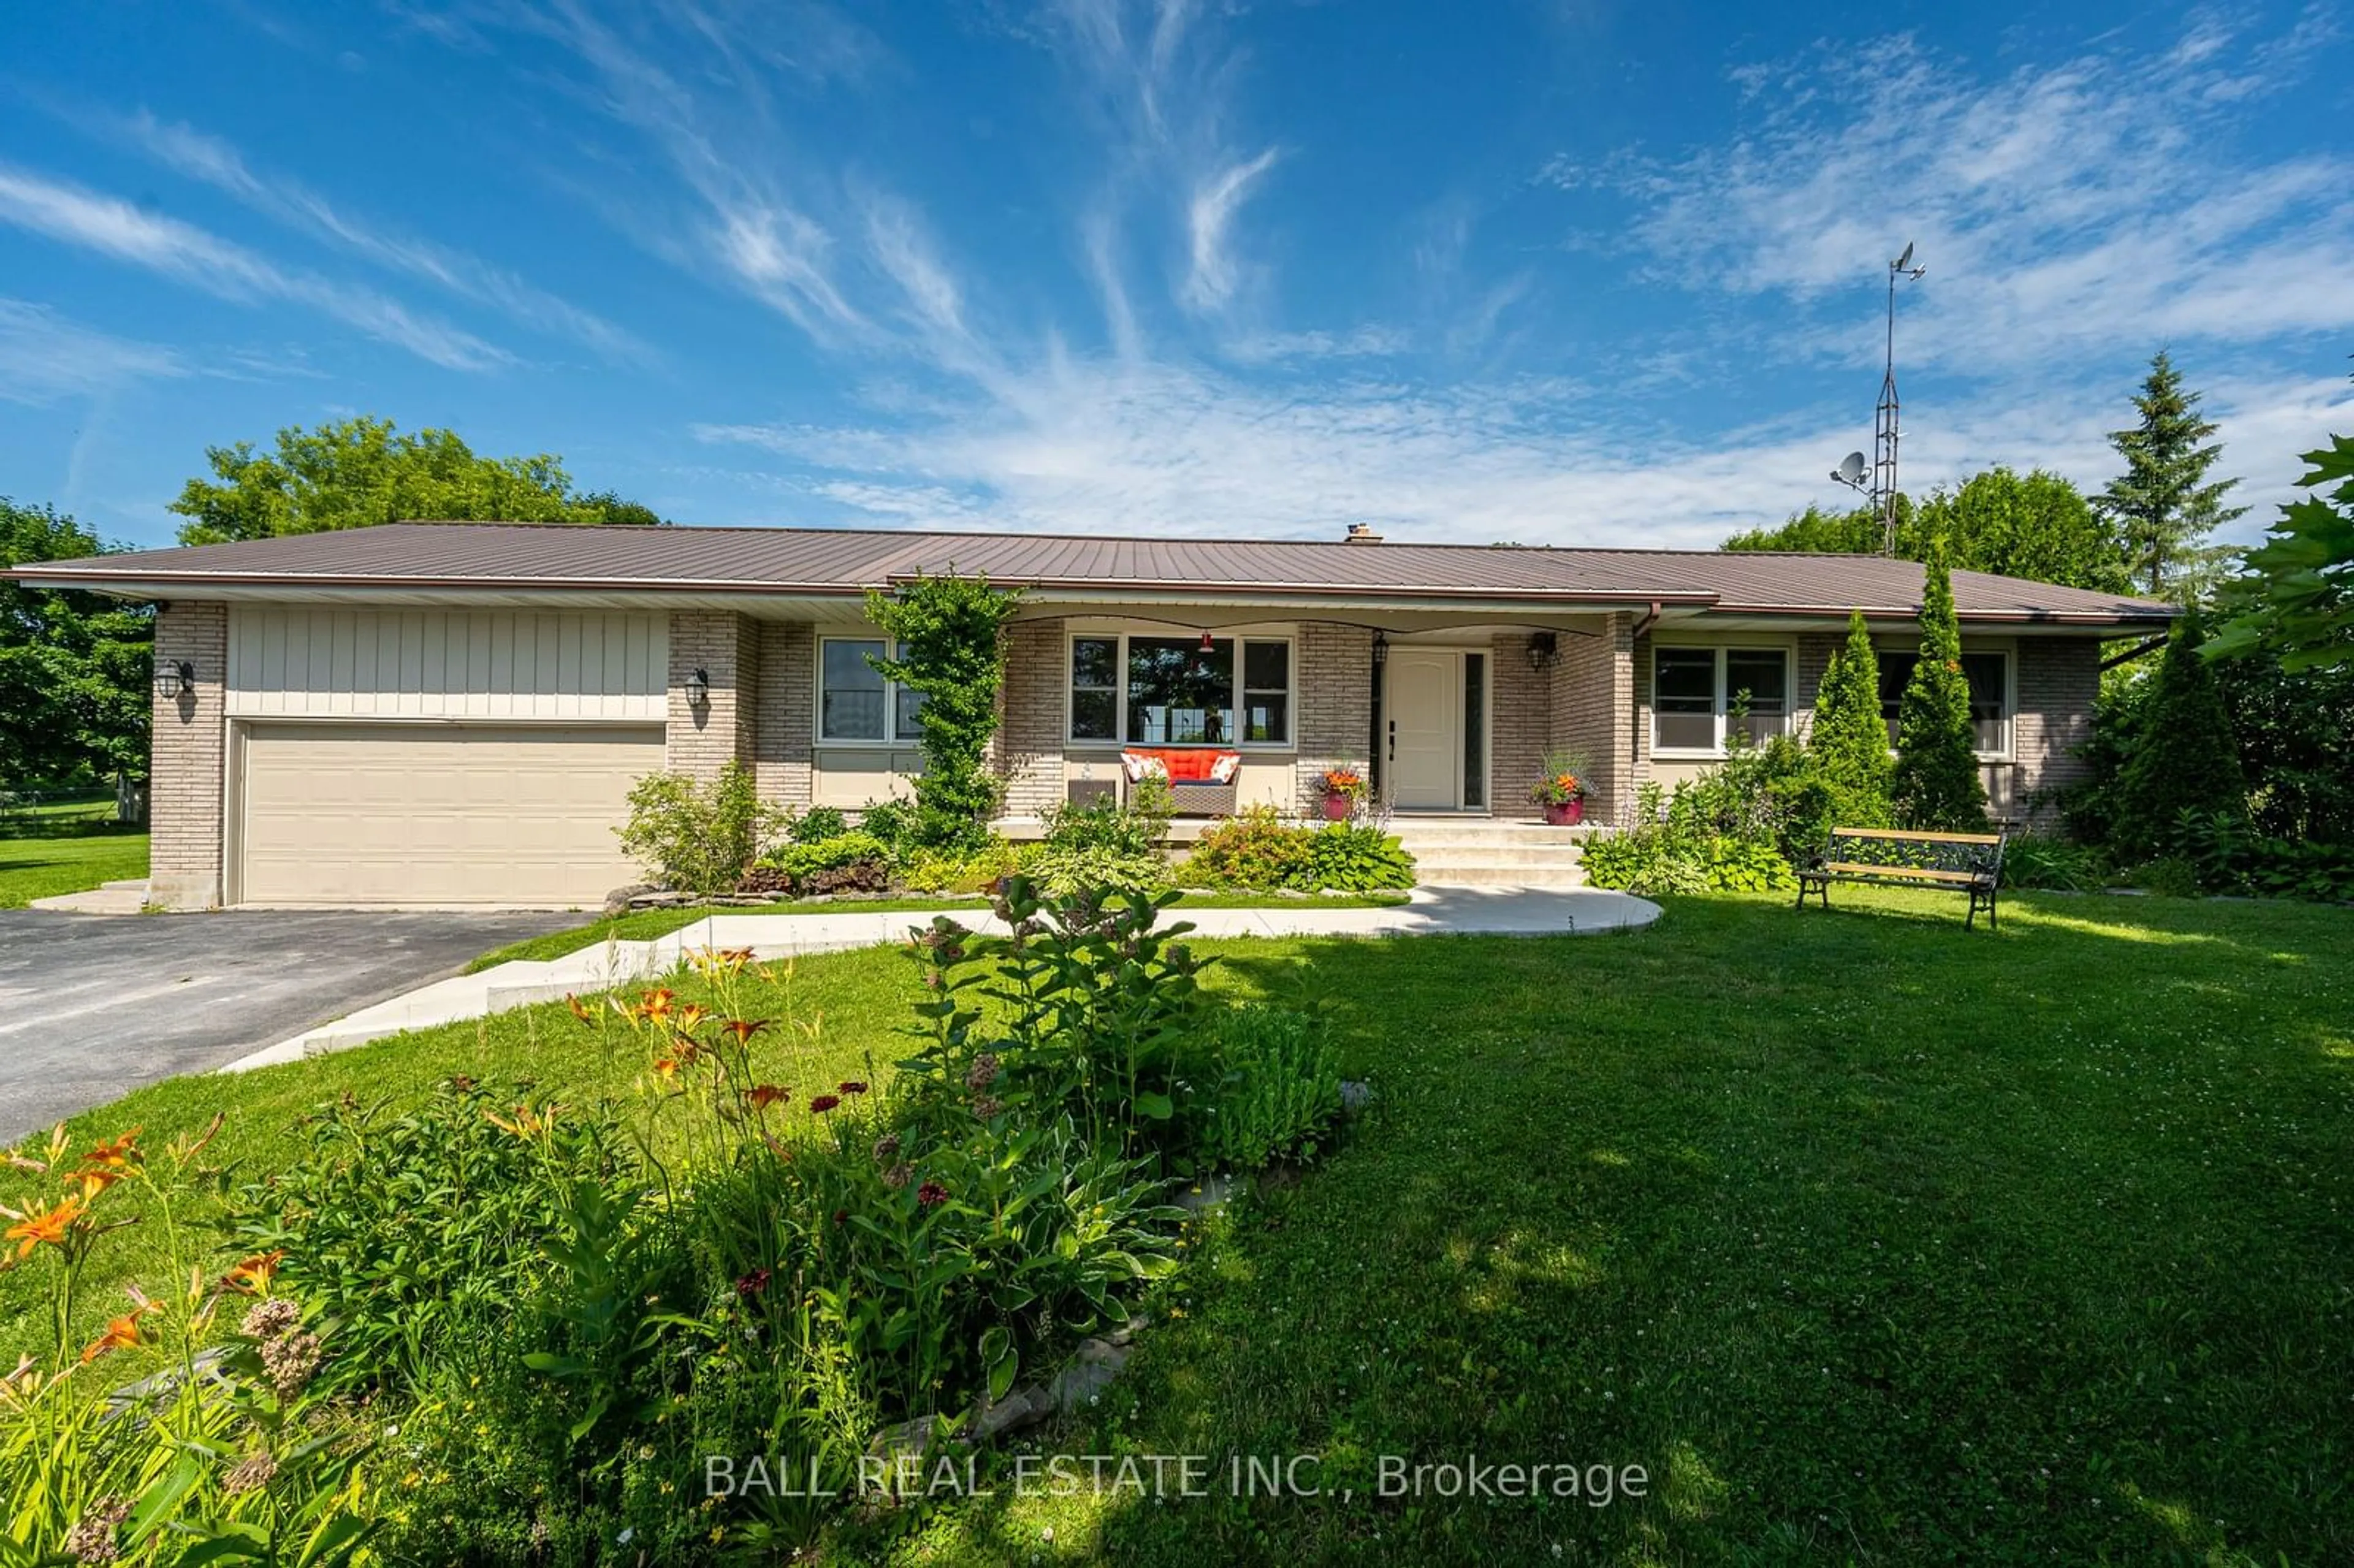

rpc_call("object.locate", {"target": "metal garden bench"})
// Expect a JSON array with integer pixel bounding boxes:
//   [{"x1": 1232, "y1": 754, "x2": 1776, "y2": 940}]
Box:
[{"x1": 1796, "y1": 826, "x2": 2008, "y2": 930}]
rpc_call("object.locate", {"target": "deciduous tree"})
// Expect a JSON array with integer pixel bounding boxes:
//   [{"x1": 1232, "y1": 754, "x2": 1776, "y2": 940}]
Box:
[
  {"x1": 168, "y1": 416, "x2": 668, "y2": 544},
  {"x1": 1, "y1": 499, "x2": 152, "y2": 786}
]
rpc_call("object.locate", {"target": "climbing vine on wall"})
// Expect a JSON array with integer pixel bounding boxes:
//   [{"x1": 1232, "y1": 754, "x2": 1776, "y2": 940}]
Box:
[{"x1": 865, "y1": 571, "x2": 1023, "y2": 849}]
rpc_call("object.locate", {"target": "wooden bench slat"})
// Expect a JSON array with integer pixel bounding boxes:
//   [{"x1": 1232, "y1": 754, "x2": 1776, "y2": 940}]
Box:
[
  {"x1": 1815, "y1": 862, "x2": 1983, "y2": 884},
  {"x1": 1829, "y1": 827, "x2": 2004, "y2": 845}
]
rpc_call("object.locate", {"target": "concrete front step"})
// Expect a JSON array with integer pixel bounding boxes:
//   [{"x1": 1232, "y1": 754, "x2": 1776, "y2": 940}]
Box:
[{"x1": 1385, "y1": 821, "x2": 1598, "y2": 848}]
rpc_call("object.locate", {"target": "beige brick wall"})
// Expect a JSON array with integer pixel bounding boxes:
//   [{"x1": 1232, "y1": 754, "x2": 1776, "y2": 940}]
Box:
[
  {"x1": 1550, "y1": 614, "x2": 1632, "y2": 823},
  {"x1": 752, "y1": 620, "x2": 813, "y2": 807},
  {"x1": 149, "y1": 601, "x2": 229, "y2": 910},
  {"x1": 1631, "y1": 630, "x2": 1656, "y2": 794},
  {"x1": 2013, "y1": 637, "x2": 2100, "y2": 828},
  {"x1": 666, "y1": 611, "x2": 758, "y2": 778},
  {"x1": 1296, "y1": 622, "x2": 1373, "y2": 812},
  {"x1": 1490, "y1": 633, "x2": 1549, "y2": 820},
  {"x1": 998, "y1": 618, "x2": 1067, "y2": 816}
]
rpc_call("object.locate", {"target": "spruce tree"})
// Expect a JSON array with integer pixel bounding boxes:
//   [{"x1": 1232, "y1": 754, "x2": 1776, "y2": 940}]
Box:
[
  {"x1": 2110, "y1": 614, "x2": 2246, "y2": 859},
  {"x1": 1891, "y1": 537, "x2": 1990, "y2": 830},
  {"x1": 2098, "y1": 351, "x2": 2245, "y2": 603},
  {"x1": 1811, "y1": 608, "x2": 1892, "y2": 823}
]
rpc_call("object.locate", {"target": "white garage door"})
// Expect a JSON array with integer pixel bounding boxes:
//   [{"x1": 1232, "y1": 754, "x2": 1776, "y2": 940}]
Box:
[{"x1": 238, "y1": 723, "x2": 663, "y2": 908}]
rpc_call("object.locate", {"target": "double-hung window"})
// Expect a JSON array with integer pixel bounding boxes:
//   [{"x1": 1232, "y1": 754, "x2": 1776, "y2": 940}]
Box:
[
  {"x1": 1879, "y1": 650, "x2": 2011, "y2": 755},
  {"x1": 1067, "y1": 633, "x2": 1293, "y2": 747},
  {"x1": 818, "y1": 637, "x2": 924, "y2": 744},
  {"x1": 1650, "y1": 645, "x2": 1791, "y2": 753}
]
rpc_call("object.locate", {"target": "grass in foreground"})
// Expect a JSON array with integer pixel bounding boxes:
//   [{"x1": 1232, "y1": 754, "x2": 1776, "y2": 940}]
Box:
[
  {"x1": 0, "y1": 807, "x2": 148, "y2": 908},
  {"x1": 462, "y1": 889, "x2": 1413, "y2": 971},
  {"x1": 6, "y1": 888, "x2": 2348, "y2": 1564}
]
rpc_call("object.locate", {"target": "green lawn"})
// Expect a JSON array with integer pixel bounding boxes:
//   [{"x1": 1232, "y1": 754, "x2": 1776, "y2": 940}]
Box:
[
  {"x1": 462, "y1": 889, "x2": 1414, "y2": 971},
  {"x1": 0, "y1": 801, "x2": 148, "y2": 908},
  {"x1": 6, "y1": 888, "x2": 2348, "y2": 1564}
]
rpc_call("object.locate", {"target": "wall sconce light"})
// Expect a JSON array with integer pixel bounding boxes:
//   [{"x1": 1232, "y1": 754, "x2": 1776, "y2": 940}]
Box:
[
  {"x1": 1526, "y1": 632, "x2": 1559, "y2": 672},
  {"x1": 1371, "y1": 632, "x2": 1389, "y2": 667},
  {"x1": 153, "y1": 660, "x2": 195, "y2": 701},
  {"x1": 686, "y1": 666, "x2": 711, "y2": 708}
]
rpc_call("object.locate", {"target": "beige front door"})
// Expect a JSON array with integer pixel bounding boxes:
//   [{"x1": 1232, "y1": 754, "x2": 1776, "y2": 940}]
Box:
[
  {"x1": 1387, "y1": 650, "x2": 1462, "y2": 809},
  {"x1": 237, "y1": 722, "x2": 663, "y2": 907}
]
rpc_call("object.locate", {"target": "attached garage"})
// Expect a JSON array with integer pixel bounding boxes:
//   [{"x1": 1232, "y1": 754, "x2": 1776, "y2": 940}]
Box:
[
  {"x1": 221, "y1": 607, "x2": 670, "y2": 908},
  {"x1": 236, "y1": 723, "x2": 660, "y2": 907}
]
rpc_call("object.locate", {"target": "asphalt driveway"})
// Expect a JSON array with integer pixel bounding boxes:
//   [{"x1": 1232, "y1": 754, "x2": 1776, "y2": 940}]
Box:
[{"x1": 0, "y1": 909, "x2": 572, "y2": 1142}]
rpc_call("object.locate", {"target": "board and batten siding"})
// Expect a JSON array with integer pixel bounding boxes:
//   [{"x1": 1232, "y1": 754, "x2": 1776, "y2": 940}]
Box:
[{"x1": 226, "y1": 608, "x2": 667, "y2": 721}]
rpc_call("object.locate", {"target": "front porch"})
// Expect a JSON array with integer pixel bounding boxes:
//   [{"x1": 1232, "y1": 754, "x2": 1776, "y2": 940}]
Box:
[{"x1": 980, "y1": 613, "x2": 1640, "y2": 828}]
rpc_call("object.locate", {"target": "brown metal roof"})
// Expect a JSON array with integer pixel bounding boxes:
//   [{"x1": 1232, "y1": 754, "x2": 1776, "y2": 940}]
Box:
[{"x1": 9, "y1": 522, "x2": 2180, "y2": 626}]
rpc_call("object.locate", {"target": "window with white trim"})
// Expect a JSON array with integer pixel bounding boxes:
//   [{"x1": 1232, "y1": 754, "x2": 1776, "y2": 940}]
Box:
[
  {"x1": 818, "y1": 637, "x2": 925, "y2": 744},
  {"x1": 1067, "y1": 633, "x2": 1294, "y2": 747},
  {"x1": 1879, "y1": 650, "x2": 2010, "y2": 756},
  {"x1": 1650, "y1": 645, "x2": 1791, "y2": 753}
]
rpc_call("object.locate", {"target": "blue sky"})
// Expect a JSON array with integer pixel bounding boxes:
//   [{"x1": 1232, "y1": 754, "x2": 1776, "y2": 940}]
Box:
[{"x1": 2, "y1": 1, "x2": 2350, "y2": 554}]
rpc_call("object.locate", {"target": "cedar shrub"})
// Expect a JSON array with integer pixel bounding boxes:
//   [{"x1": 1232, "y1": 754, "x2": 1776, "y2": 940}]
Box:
[{"x1": 1891, "y1": 537, "x2": 1990, "y2": 831}]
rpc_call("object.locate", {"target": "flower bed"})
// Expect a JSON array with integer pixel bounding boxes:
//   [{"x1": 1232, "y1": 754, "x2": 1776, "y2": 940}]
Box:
[{"x1": 0, "y1": 878, "x2": 1347, "y2": 1562}]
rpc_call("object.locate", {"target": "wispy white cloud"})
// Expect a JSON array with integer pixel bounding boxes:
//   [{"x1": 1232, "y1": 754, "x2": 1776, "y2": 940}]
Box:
[
  {"x1": 695, "y1": 356, "x2": 2353, "y2": 549},
  {"x1": 1181, "y1": 147, "x2": 1277, "y2": 314},
  {"x1": 506, "y1": 0, "x2": 867, "y2": 341},
  {"x1": 0, "y1": 164, "x2": 510, "y2": 371},
  {"x1": 0, "y1": 299, "x2": 186, "y2": 405},
  {"x1": 96, "y1": 110, "x2": 656, "y2": 365},
  {"x1": 1221, "y1": 324, "x2": 1409, "y2": 364},
  {"x1": 1565, "y1": 23, "x2": 2354, "y2": 376}
]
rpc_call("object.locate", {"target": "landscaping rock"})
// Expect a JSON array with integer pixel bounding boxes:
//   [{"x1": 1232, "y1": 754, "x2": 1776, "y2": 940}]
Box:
[
  {"x1": 866, "y1": 1415, "x2": 938, "y2": 1466},
  {"x1": 966, "y1": 1387, "x2": 1048, "y2": 1443},
  {"x1": 1048, "y1": 1343, "x2": 1130, "y2": 1413},
  {"x1": 604, "y1": 883, "x2": 661, "y2": 916}
]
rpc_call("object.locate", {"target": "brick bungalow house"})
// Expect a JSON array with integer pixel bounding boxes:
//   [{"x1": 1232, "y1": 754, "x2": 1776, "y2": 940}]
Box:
[{"x1": 12, "y1": 521, "x2": 2176, "y2": 909}]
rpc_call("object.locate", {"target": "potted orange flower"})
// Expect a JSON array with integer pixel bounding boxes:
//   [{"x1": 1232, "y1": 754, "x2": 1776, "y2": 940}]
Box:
[
  {"x1": 1319, "y1": 766, "x2": 1369, "y2": 821},
  {"x1": 1529, "y1": 748, "x2": 1588, "y2": 825}
]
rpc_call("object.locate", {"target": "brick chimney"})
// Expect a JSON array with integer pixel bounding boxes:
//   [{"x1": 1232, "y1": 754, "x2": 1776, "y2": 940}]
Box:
[{"x1": 1345, "y1": 522, "x2": 1384, "y2": 544}]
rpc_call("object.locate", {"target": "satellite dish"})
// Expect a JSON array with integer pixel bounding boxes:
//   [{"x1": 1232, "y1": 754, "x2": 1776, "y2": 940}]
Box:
[
  {"x1": 1832, "y1": 451, "x2": 1868, "y2": 486},
  {"x1": 1894, "y1": 242, "x2": 1915, "y2": 272}
]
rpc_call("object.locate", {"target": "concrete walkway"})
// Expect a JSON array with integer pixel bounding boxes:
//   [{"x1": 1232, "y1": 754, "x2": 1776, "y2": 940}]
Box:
[{"x1": 221, "y1": 886, "x2": 1661, "y2": 1073}]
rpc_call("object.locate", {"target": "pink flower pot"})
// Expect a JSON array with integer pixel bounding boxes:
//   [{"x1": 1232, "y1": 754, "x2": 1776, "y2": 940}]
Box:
[
  {"x1": 1321, "y1": 794, "x2": 1355, "y2": 821},
  {"x1": 1543, "y1": 799, "x2": 1584, "y2": 826}
]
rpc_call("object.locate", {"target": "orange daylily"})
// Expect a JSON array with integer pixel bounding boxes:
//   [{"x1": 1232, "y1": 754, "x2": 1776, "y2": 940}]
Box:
[
  {"x1": 83, "y1": 1128, "x2": 143, "y2": 1169},
  {"x1": 717, "y1": 1018, "x2": 772, "y2": 1046},
  {"x1": 70, "y1": 1165, "x2": 131, "y2": 1200},
  {"x1": 80, "y1": 1290, "x2": 158, "y2": 1363},
  {"x1": 672, "y1": 1002, "x2": 712, "y2": 1033},
  {"x1": 486, "y1": 1103, "x2": 562, "y2": 1140},
  {"x1": 566, "y1": 994, "x2": 595, "y2": 1024},
  {"x1": 4, "y1": 1197, "x2": 85, "y2": 1258},
  {"x1": 636, "y1": 988, "x2": 677, "y2": 1024},
  {"x1": 222, "y1": 1250, "x2": 286, "y2": 1296},
  {"x1": 745, "y1": 1084, "x2": 790, "y2": 1111}
]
